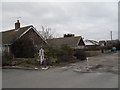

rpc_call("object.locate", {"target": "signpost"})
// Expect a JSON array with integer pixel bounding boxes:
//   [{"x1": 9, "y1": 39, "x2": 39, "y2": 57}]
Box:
[
  {"x1": 39, "y1": 48, "x2": 44, "y2": 65},
  {"x1": 39, "y1": 47, "x2": 48, "y2": 70}
]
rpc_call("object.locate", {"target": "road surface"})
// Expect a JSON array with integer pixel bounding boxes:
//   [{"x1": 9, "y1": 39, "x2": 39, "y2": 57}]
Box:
[
  {"x1": 2, "y1": 52, "x2": 118, "y2": 88},
  {"x1": 2, "y1": 68, "x2": 118, "y2": 88}
]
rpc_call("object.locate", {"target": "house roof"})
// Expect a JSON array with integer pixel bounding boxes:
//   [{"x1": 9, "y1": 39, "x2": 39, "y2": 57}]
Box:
[
  {"x1": 2, "y1": 25, "x2": 33, "y2": 45},
  {"x1": 84, "y1": 40, "x2": 99, "y2": 46},
  {"x1": 99, "y1": 40, "x2": 119, "y2": 44},
  {"x1": 2, "y1": 25, "x2": 46, "y2": 45},
  {"x1": 47, "y1": 36, "x2": 83, "y2": 49}
]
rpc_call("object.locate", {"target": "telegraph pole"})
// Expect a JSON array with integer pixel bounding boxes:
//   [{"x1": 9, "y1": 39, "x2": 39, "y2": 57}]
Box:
[{"x1": 110, "y1": 31, "x2": 112, "y2": 40}]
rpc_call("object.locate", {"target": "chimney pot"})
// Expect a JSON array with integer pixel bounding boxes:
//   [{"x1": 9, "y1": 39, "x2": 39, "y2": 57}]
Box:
[{"x1": 15, "y1": 20, "x2": 20, "y2": 29}]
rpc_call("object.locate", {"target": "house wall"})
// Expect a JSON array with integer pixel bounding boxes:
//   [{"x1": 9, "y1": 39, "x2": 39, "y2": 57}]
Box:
[
  {"x1": 3, "y1": 45, "x2": 10, "y2": 53},
  {"x1": 78, "y1": 39, "x2": 85, "y2": 46},
  {"x1": 20, "y1": 28, "x2": 47, "y2": 49},
  {"x1": 75, "y1": 46, "x2": 85, "y2": 49},
  {"x1": 11, "y1": 28, "x2": 47, "y2": 58},
  {"x1": 76, "y1": 38, "x2": 85, "y2": 49},
  {"x1": 2, "y1": 45, "x2": 13, "y2": 58}
]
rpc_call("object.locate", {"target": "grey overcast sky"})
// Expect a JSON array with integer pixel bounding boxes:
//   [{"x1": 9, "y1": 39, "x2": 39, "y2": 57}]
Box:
[{"x1": 1, "y1": 1, "x2": 118, "y2": 41}]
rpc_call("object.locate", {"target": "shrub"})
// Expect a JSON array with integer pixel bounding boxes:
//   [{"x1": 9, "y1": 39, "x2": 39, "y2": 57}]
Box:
[
  {"x1": 60, "y1": 44, "x2": 75, "y2": 62},
  {"x1": 74, "y1": 49, "x2": 86, "y2": 60},
  {"x1": 2, "y1": 60, "x2": 11, "y2": 66},
  {"x1": 2, "y1": 51, "x2": 13, "y2": 66},
  {"x1": 12, "y1": 58, "x2": 38, "y2": 66},
  {"x1": 43, "y1": 45, "x2": 76, "y2": 65},
  {"x1": 39, "y1": 45, "x2": 78, "y2": 65}
]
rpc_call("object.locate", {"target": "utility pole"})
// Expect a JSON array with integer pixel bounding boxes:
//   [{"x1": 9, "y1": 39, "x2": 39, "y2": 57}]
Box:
[{"x1": 110, "y1": 31, "x2": 112, "y2": 40}]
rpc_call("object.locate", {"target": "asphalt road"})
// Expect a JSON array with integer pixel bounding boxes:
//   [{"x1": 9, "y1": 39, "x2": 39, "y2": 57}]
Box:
[{"x1": 2, "y1": 68, "x2": 118, "y2": 88}]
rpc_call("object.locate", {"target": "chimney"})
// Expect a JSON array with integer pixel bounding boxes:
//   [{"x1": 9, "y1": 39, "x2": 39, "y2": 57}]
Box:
[{"x1": 15, "y1": 20, "x2": 20, "y2": 29}]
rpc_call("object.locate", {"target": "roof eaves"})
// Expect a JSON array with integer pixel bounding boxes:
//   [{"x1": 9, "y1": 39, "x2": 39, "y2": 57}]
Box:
[
  {"x1": 17, "y1": 26, "x2": 33, "y2": 40},
  {"x1": 76, "y1": 36, "x2": 82, "y2": 46},
  {"x1": 32, "y1": 27, "x2": 48, "y2": 44}
]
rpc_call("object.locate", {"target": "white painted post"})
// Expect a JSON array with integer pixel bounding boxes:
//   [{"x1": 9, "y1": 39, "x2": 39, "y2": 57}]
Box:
[{"x1": 86, "y1": 57, "x2": 89, "y2": 67}]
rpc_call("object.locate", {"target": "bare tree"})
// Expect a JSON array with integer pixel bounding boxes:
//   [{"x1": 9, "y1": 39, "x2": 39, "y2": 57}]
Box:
[{"x1": 40, "y1": 26, "x2": 55, "y2": 40}]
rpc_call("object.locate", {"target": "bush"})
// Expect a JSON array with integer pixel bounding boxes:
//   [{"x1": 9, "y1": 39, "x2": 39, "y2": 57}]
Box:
[
  {"x1": 2, "y1": 60, "x2": 11, "y2": 66},
  {"x1": 74, "y1": 49, "x2": 86, "y2": 60},
  {"x1": 4, "y1": 58, "x2": 38, "y2": 66},
  {"x1": 2, "y1": 51, "x2": 13, "y2": 66},
  {"x1": 44, "y1": 47, "x2": 58, "y2": 64},
  {"x1": 43, "y1": 45, "x2": 77, "y2": 65},
  {"x1": 60, "y1": 44, "x2": 75, "y2": 62}
]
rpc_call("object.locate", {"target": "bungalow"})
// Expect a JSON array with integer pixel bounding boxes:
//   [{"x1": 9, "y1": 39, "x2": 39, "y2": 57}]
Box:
[
  {"x1": 2, "y1": 20, "x2": 47, "y2": 58},
  {"x1": 47, "y1": 36, "x2": 85, "y2": 49},
  {"x1": 84, "y1": 39, "x2": 100, "y2": 49},
  {"x1": 106, "y1": 40, "x2": 119, "y2": 47},
  {"x1": 99, "y1": 40, "x2": 120, "y2": 49}
]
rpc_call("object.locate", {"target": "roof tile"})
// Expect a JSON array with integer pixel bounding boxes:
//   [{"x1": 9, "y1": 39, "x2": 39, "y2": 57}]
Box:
[
  {"x1": 2, "y1": 25, "x2": 33, "y2": 45},
  {"x1": 47, "y1": 36, "x2": 82, "y2": 49}
]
